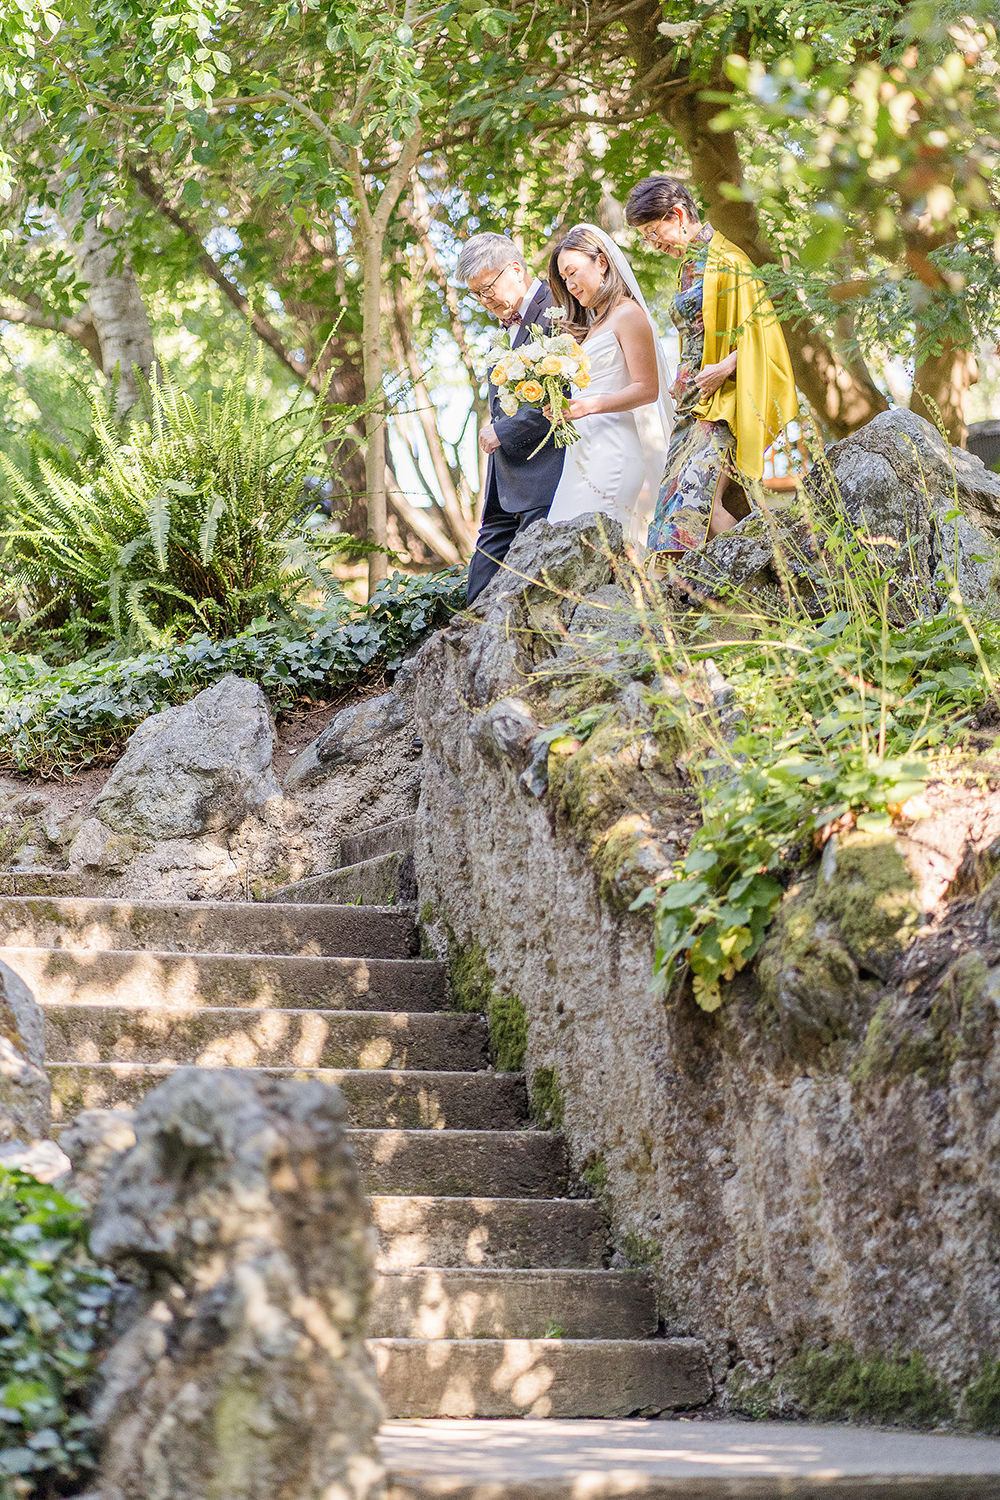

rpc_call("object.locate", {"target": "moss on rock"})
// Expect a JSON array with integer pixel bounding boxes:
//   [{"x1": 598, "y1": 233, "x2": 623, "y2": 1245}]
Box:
[
  {"x1": 852, "y1": 952, "x2": 999, "y2": 1089},
  {"x1": 756, "y1": 886, "x2": 862, "y2": 1059},
  {"x1": 815, "y1": 830, "x2": 921, "y2": 978},
  {"x1": 530, "y1": 1066, "x2": 564, "y2": 1128},
  {"x1": 728, "y1": 1344, "x2": 952, "y2": 1428},
  {"x1": 424, "y1": 913, "x2": 529, "y2": 1071},
  {"x1": 966, "y1": 1358, "x2": 1000, "y2": 1433}
]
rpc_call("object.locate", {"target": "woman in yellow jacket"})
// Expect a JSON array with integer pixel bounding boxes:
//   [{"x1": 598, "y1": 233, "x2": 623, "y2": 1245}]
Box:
[{"x1": 625, "y1": 176, "x2": 798, "y2": 558}]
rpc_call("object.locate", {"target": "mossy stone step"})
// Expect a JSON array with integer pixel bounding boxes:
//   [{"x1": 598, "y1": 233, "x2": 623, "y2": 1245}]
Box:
[
  {"x1": 0, "y1": 896, "x2": 415, "y2": 958},
  {"x1": 49, "y1": 1063, "x2": 527, "y2": 1131},
  {"x1": 267, "y1": 851, "x2": 415, "y2": 907},
  {"x1": 349, "y1": 1129, "x2": 568, "y2": 1198},
  {"x1": 370, "y1": 1196, "x2": 609, "y2": 1270},
  {"x1": 371, "y1": 1267, "x2": 657, "y2": 1340},
  {"x1": 3, "y1": 947, "x2": 447, "y2": 1013},
  {"x1": 370, "y1": 1337, "x2": 711, "y2": 1418},
  {"x1": 0, "y1": 871, "x2": 89, "y2": 897},
  {"x1": 339, "y1": 816, "x2": 416, "y2": 868},
  {"x1": 42, "y1": 1003, "x2": 487, "y2": 1072}
]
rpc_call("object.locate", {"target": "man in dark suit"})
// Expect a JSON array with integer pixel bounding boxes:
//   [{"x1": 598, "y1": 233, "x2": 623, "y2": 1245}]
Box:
[{"x1": 457, "y1": 234, "x2": 565, "y2": 604}]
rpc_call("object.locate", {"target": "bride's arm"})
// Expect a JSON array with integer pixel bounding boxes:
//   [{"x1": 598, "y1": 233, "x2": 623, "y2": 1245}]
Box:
[{"x1": 566, "y1": 302, "x2": 659, "y2": 418}]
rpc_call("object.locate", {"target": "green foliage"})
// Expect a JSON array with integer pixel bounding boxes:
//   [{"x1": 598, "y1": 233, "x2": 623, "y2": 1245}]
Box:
[
  {"x1": 966, "y1": 1358, "x2": 1000, "y2": 1433},
  {"x1": 530, "y1": 1066, "x2": 564, "y2": 1129},
  {"x1": 580, "y1": 1152, "x2": 608, "y2": 1195},
  {"x1": 633, "y1": 515, "x2": 1000, "y2": 1011},
  {"x1": 0, "y1": 569, "x2": 465, "y2": 774},
  {"x1": 0, "y1": 342, "x2": 360, "y2": 650},
  {"x1": 0, "y1": 1169, "x2": 116, "y2": 1500},
  {"x1": 489, "y1": 992, "x2": 528, "y2": 1074},
  {"x1": 621, "y1": 1231, "x2": 661, "y2": 1267}
]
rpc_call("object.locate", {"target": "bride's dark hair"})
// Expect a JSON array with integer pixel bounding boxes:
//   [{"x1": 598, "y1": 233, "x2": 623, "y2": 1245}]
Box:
[{"x1": 548, "y1": 226, "x2": 634, "y2": 338}]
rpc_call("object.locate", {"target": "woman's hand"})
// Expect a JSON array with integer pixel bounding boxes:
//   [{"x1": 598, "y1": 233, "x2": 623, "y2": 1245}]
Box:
[
  {"x1": 695, "y1": 351, "x2": 738, "y2": 398},
  {"x1": 566, "y1": 396, "x2": 600, "y2": 419},
  {"x1": 544, "y1": 397, "x2": 599, "y2": 421}
]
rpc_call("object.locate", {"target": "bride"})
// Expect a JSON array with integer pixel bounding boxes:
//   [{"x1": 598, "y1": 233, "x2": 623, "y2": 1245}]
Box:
[{"x1": 545, "y1": 224, "x2": 674, "y2": 547}]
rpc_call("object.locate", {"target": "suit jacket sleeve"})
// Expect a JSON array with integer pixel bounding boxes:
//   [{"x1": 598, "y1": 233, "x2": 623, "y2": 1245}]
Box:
[{"x1": 492, "y1": 403, "x2": 553, "y2": 460}]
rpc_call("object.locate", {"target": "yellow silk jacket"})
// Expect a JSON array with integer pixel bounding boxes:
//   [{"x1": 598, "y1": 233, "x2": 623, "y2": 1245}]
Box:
[{"x1": 696, "y1": 230, "x2": 798, "y2": 479}]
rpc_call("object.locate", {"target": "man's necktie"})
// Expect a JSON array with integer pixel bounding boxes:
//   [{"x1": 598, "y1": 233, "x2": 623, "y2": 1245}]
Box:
[{"x1": 501, "y1": 311, "x2": 522, "y2": 330}]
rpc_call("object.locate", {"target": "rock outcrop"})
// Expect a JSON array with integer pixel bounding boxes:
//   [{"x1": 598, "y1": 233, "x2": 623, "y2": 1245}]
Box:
[
  {"x1": 413, "y1": 510, "x2": 1000, "y2": 1416},
  {"x1": 92, "y1": 675, "x2": 281, "y2": 840},
  {"x1": 287, "y1": 661, "x2": 423, "y2": 850},
  {"x1": 677, "y1": 409, "x2": 1000, "y2": 614},
  {"x1": 0, "y1": 957, "x2": 50, "y2": 1145},
  {"x1": 88, "y1": 1068, "x2": 383, "y2": 1500}
]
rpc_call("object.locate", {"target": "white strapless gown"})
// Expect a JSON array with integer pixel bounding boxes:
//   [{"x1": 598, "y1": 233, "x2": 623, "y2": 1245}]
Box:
[{"x1": 547, "y1": 326, "x2": 668, "y2": 548}]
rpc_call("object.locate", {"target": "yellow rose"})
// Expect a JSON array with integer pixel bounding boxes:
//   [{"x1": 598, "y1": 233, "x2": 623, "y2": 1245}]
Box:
[
  {"x1": 539, "y1": 355, "x2": 563, "y2": 375},
  {"x1": 516, "y1": 379, "x2": 544, "y2": 402},
  {"x1": 570, "y1": 340, "x2": 584, "y2": 356},
  {"x1": 492, "y1": 363, "x2": 509, "y2": 386},
  {"x1": 575, "y1": 369, "x2": 591, "y2": 388}
]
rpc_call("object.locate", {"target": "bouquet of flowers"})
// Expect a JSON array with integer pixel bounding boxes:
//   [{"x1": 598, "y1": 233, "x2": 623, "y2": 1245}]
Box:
[{"x1": 483, "y1": 308, "x2": 591, "y2": 449}]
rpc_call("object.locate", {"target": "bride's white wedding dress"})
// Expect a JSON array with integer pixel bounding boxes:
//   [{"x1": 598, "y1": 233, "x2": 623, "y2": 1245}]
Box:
[
  {"x1": 544, "y1": 224, "x2": 674, "y2": 549},
  {"x1": 547, "y1": 325, "x2": 655, "y2": 547}
]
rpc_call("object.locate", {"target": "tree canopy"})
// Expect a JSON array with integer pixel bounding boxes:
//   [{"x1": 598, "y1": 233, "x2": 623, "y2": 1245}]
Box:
[{"x1": 0, "y1": 0, "x2": 996, "y2": 578}]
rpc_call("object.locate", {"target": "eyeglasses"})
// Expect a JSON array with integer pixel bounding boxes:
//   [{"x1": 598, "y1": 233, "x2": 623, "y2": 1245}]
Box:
[
  {"x1": 637, "y1": 222, "x2": 668, "y2": 248},
  {"x1": 468, "y1": 263, "x2": 513, "y2": 303}
]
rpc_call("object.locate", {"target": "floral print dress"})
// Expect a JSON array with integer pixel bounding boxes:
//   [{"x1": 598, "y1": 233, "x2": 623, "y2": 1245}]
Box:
[{"x1": 646, "y1": 225, "x2": 738, "y2": 554}]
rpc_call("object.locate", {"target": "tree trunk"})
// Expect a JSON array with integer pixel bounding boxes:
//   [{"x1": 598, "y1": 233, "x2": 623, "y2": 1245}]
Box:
[
  {"x1": 911, "y1": 343, "x2": 975, "y2": 447},
  {"x1": 359, "y1": 228, "x2": 389, "y2": 591},
  {"x1": 58, "y1": 196, "x2": 155, "y2": 411},
  {"x1": 602, "y1": 0, "x2": 889, "y2": 436}
]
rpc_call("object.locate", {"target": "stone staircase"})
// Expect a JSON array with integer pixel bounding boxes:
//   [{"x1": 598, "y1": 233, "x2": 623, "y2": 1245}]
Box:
[{"x1": 0, "y1": 816, "x2": 711, "y2": 1420}]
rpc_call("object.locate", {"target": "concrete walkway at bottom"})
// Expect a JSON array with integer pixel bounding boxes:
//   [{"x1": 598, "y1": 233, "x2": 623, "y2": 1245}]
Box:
[{"x1": 379, "y1": 1418, "x2": 1000, "y2": 1498}]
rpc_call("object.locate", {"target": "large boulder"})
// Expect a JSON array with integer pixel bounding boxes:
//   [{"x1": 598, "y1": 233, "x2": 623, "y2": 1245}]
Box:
[
  {"x1": 0, "y1": 957, "x2": 50, "y2": 1144},
  {"x1": 92, "y1": 675, "x2": 281, "y2": 840},
  {"x1": 676, "y1": 409, "x2": 1000, "y2": 613},
  {"x1": 89, "y1": 1068, "x2": 382, "y2": 1500}
]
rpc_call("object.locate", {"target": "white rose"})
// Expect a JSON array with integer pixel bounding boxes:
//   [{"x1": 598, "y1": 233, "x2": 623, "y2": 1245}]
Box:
[
  {"x1": 506, "y1": 358, "x2": 527, "y2": 381},
  {"x1": 499, "y1": 393, "x2": 519, "y2": 416}
]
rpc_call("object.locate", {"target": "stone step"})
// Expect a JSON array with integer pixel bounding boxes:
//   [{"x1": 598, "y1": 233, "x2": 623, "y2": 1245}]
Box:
[
  {"x1": 3, "y1": 948, "x2": 447, "y2": 1013},
  {"x1": 339, "y1": 816, "x2": 416, "y2": 868},
  {"x1": 370, "y1": 1338, "x2": 711, "y2": 1419},
  {"x1": 49, "y1": 1064, "x2": 527, "y2": 1131},
  {"x1": 0, "y1": 870, "x2": 89, "y2": 897},
  {"x1": 350, "y1": 1129, "x2": 568, "y2": 1198},
  {"x1": 379, "y1": 1418, "x2": 1000, "y2": 1499},
  {"x1": 0, "y1": 896, "x2": 415, "y2": 958},
  {"x1": 268, "y1": 851, "x2": 415, "y2": 908},
  {"x1": 371, "y1": 1268, "x2": 657, "y2": 1339},
  {"x1": 371, "y1": 1196, "x2": 609, "y2": 1270},
  {"x1": 43, "y1": 1004, "x2": 488, "y2": 1072}
]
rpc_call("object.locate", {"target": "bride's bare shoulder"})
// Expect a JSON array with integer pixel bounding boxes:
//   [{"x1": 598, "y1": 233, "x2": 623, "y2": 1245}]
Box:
[{"x1": 610, "y1": 299, "x2": 655, "y2": 339}]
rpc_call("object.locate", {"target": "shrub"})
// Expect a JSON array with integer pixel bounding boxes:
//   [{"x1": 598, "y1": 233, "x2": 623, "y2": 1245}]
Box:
[
  {"x1": 0, "y1": 341, "x2": 363, "y2": 650},
  {"x1": 0, "y1": 568, "x2": 466, "y2": 774},
  {"x1": 0, "y1": 1169, "x2": 116, "y2": 1500}
]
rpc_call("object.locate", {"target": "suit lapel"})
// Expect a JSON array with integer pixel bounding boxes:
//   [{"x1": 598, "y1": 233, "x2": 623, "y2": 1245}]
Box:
[{"x1": 511, "y1": 282, "x2": 550, "y2": 349}]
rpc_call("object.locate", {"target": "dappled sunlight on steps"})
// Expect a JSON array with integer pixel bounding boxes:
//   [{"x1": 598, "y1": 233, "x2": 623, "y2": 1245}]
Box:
[{"x1": 1, "y1": 813, "x2": 711, "y2": 1419}]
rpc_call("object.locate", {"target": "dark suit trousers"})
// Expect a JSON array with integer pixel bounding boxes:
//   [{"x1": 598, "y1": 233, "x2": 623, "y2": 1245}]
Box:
[{"x1": 466, "y1": 484, "x2": 550, "y2": 604}]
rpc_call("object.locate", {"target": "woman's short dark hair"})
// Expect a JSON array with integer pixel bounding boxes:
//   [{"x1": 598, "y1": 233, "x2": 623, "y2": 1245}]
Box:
[{"x1": 625, "y1": 176, "x2": 699, "y2": 227}]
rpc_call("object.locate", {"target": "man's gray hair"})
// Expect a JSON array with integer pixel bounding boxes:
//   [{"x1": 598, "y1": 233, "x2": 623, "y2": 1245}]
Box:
[{"x1": 457, "y1": 233, "x2": 526, "y2": 285}]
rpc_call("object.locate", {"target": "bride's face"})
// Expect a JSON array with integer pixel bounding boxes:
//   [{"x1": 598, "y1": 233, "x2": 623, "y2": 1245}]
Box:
[{"x1": 557, "y1": 249, "x2": 607, "y2": 307}]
